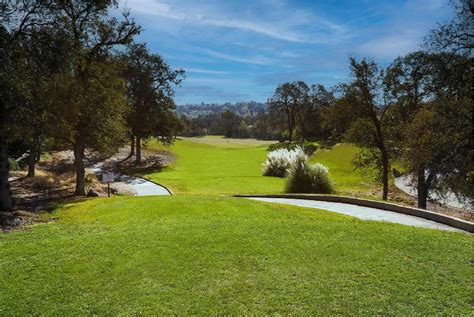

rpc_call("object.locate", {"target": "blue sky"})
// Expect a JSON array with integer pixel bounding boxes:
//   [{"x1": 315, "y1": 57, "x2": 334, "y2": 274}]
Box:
[{"x1": 117, "y1": 0, "x2": 452, "y2": 105}]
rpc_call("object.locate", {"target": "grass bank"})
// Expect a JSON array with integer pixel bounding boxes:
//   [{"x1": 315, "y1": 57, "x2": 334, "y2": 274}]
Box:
[
  {"x1": 144, "y1": 136, "x2": 376, "y2": 196},
  {"x1": 1, "y1": 196, "x2": 472, "y2": 315},
  {"x1": 145, "y1": 136, "x2": 286, "y2": 194}
]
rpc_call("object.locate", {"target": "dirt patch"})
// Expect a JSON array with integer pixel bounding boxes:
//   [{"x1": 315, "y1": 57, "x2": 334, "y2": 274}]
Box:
[
  {"x1": 107, "y1": 146, "x2": 175, "y2": 175},
  {"x1": 4, "y1": 145, "x2": 175, "y2": 231},
  {"x1": 340, "y1": 185, "x2": 473, "y2": 222}
]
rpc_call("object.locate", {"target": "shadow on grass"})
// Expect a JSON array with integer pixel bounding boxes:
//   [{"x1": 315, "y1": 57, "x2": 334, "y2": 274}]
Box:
[
  {"x1": 116, "y1": 162, "x2": 166, "y2": 177},
  {"x1": 317, "y1": 140, "x2": 336, "y2": 150}
]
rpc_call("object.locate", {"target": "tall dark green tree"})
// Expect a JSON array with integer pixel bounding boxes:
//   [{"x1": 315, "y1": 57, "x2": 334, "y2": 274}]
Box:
[
  {"x1": 384, "y1": 51, "x2": 433, "y2": 208},
  {"x1": 122, "y1": 43, "x2": 184, "y2": 165},
  {"x1": 16, "y1": 26, "x2": 71, "y2": 177},
  {"x1": 49, "y1": 0, "x2": 140, "y2": 195},
  {"x1": 0, "y1": 1, "x2": 51, "y2": 212},
  {"x1": 297, "y1": 84, "x2": 334, "y2": 139},
  {"x1": 425, "y1": 0, "x2": 473, "y2": 54},
  {"x1": 268, "y1": 81, "x2": 308, "y2": 142},
  {"x1": 215, "y1": 110, "x2": 241, "y2": 138},
  {"x1": 386, "y1": 51, "x2": 473, "y2": 208},
  {"x1": 345, "y1": 57, "x2": 391, "y2": 200}
]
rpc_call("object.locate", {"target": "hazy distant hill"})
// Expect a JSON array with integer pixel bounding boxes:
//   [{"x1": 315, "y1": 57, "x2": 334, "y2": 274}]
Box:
[{"x1": 177, "y1": 101, "x2": 267, "y2": 117}]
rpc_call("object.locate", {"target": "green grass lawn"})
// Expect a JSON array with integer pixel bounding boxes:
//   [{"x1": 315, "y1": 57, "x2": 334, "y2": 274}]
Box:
[
  {"x1": 144, "y1": 136, "x2": 376, "y2": 196},
  {"x1": 145, "y1": 136, "x2": 286, "y2": 194},
  {"x1": 311, "y1": 143, "x2": 378, "y2": 195},
  {"x1": 1, "y1": 196, "x2": 472, "y2": 315},
  {"x1": 4, "y1": 136, "x2": 471, "y2": 315}
]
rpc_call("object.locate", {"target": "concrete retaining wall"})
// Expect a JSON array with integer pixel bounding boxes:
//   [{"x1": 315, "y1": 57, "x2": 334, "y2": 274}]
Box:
[{"x1": 235, "y1": 194, "x2": 473, "y2": 233}]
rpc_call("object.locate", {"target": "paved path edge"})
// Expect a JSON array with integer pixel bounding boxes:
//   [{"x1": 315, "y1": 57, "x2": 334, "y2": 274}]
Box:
[
  {"x1": 234, "y1": 194, "x2": 473, "y2": 233},
  {"x1": 131, "y1": 175, "x2": 174, "y2": 196},
  {"x1": 135, "y1": 176, "x2": 174, "y2": 195}
]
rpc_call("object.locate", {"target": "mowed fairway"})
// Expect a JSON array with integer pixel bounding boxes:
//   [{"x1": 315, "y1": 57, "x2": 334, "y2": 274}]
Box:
[
  {"x1": 0, "y1": 196, "x2": 472, "y2": 315},
  {"x1": 145, "y1": 136, "x2": 286, "y2": 194},
  {"x1": 145, "y1": 136, "x2": 374, "y2": 195},
  {"x1": 311, "y1": 143, "x2": 378, "y2": 194},
  {"x1": 1, "y1": 136, "x2": 472, "y2": 315}
]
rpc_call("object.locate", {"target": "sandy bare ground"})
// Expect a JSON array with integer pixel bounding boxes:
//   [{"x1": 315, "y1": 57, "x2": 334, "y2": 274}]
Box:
[{"x1": 4, "y1": 146, "x2": 174, "y2": 230}]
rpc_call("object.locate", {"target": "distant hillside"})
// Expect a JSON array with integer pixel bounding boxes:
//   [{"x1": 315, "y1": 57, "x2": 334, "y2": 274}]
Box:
[{"x1": 177, "y1": 101, "x2": 267, "y2": 117}]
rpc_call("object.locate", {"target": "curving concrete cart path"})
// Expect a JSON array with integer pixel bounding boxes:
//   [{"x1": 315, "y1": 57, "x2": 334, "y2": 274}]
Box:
[
  {"x1": 249, "y1": 197, "x2": 464, "y2": 232},
  {"x1": 88, "y1": 162, "x2": 171, "y2": 196}
]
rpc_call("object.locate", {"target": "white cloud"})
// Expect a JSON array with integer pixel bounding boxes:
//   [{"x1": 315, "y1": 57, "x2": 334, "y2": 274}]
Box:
[
  {"x1": 186, "y1": 68, "x2": 229, "y2": 75},
  {"x1": 121, "y1": 0, "x2": 173, "y2": 16},
  {"x1": 198, "y1": 48, "x2": 274, "y2": 65},
  {"x1": 185, "y1": 77, "x2": 241, "y2": 84},
  {"x1": 120, "y1": 0, "x2": 347, "y2": 43},
  {"x1": 357, "y1": 34, "x2": 421, "y2": 59},
  {"x1": 355, "y1": 0, "x2": 450, "y2": 60}
]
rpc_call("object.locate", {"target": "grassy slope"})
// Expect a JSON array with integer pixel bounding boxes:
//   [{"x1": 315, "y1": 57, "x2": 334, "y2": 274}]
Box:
[
  {"x1": 1, "y1": 196, "x2": 472, "y2": 315},
  {"x1": 145, "y1": 137, "x2": 286, "y2": 194},
  {"x1": 3, "y1": 136, "x2": 471, "y2": 314},
  {"x1": 311, "y1": 143, "x2": 377, "y2": 195},
  {"x1": 145, "y1": 136, "x2": 374, "y2": 196}
]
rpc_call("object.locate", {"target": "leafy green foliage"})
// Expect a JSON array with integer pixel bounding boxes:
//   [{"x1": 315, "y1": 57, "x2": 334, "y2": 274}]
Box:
[
  {"x1": 121, "y1": 42, "x2": 184, "y2": 162},
  {"x1": 352, "y1": 148, "x2": 384, "y2": 182},
  {"x1": 267, "y1": 141, "x2": 317, "y2": 155},
  {"x1": 268, "y1": 81, "x2": 309, "y2": 142},
  {"x1": 7, "y1": 158, "x2": 19, "y2": 171},
  {"x1": 384, "y1": 51, "x2": 472, "y2": 208},
  {"x1": 51, "y1": 61, "x2": 129, "y2": 156}
]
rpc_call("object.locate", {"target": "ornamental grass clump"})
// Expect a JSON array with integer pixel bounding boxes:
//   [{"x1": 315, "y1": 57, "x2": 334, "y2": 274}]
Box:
[
  {"x1": 285, "y1": 157, "x2": 334, "y2": 194},
  {"x1": 262, "y1": 147, "x2": 306, "y2": 177}
]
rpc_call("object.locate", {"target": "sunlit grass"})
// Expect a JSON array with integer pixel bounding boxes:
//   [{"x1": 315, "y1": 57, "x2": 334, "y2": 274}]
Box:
[
  {"x1": 144, "y1": 137, "x2": 378, "y2": 196},
  {"x1": 145, "y1": 137, "x2": 286, "y2": 194},
  {"x1": 311, "y1": 143, "x2": 377, "y2": 194},
  {"x1": 1, "y1": 195, "x2": 471, "y2": 315}
]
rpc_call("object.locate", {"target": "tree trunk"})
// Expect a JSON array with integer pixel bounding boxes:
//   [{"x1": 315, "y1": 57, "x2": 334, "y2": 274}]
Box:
[
  {"x1": 124, "y1": 135, "x2": 135, "y2": 161},
  {"x1": 27, "y1": 146, "x2": 37, "y2": 177},
  {"x1": 0, "y1": 136, "x2": 13, "y2": 212},
  {"x1": 416, "y1": 167, "x2": 428, "y2": 209},
  {"x1": 130, "y1": 136, "x2": 135, "y2": 156},
  {"x1": 0, "y1": 100, "x2": 13, "y2": 212},
  {"x1": 381, "y1": 154, "x2": 389, "y2": 201},
  {"x1": 287, "y1": 117, "x2": 293, "y2": 142},
  {"x1": 73, "y1": 142, "x2": 86, "y2": 196},
  {"x1": 135, "y1": 136, "x2": 141, "y2": 165},
  {"x1": 370, "y1": 110, "x2": 389, "y2": 201}
]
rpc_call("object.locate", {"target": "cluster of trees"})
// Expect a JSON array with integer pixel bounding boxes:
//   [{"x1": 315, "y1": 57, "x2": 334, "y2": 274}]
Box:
[
  {"x1": 177, "y1": 102, "x2": 276, "y2": 139},
  {"x1": 1, "y1": 1, "x2": 184, "y2": 213},
  {"x1": 266, "y1": 1, "x2": 473, "y2": 208},
  {"x1": 178, "y1": 110, "x2": 279, "y2": 140},
  {"x1": 177, "y1": 101, "x2": 266, "y2": 117}
]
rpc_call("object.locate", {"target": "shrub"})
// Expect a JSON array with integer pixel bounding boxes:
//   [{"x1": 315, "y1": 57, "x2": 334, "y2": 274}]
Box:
[
  {"x1": 8, "y1": 158, "x2": 20, "y2": 171},
  {"x1": 303, "y1": 144, "x2": 318, "y2": 155},
  {"x1": 84, "y1": 173, "x2": 99, "y2": 192},
  {"x1": 262, "y1": 147, "x2": 306, "y2": 177},
  {"x1": 285, "y1": 159, "x2": 334, "y2": 194}
]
